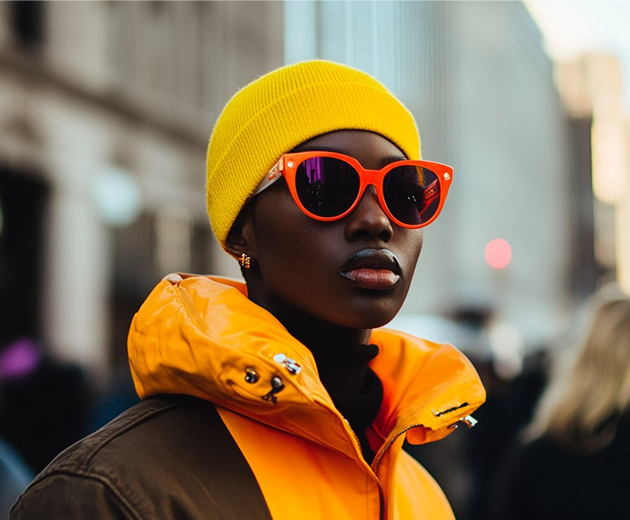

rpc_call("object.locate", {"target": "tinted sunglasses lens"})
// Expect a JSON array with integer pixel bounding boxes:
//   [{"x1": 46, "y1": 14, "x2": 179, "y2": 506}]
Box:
[
  {"x1": 384, "y1": 165, "x2": 441, "y2": 226},
  {"x1": 295, "y1": 157, "x2": 360, "y2": 217}
]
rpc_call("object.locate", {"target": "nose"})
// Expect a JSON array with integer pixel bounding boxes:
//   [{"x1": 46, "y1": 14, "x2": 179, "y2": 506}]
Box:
[{"x1": 345, "y1": 185, "x2": 393, "y2": 242}]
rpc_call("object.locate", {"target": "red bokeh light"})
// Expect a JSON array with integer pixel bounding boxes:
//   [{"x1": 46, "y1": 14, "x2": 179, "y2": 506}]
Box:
[{"x1": 485, "y1": 238, "x2": 512, "y2": 270}]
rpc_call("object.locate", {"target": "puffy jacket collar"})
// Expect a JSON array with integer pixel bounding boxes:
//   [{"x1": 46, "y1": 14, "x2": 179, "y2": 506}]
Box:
[{"x1": 128, "y1": 275, "x2": 485, "y2": 456}]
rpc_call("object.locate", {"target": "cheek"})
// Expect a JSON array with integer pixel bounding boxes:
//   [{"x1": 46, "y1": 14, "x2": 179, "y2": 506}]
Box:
[
  {"x1": 397, "y1": 230, "x2": 424, "y2": 273},
  {"x1": 251, "y1": 193, "x2": 326, "y2": 282},
  {"x1": 394, "y1": 232, "x2": 423, "y2": 304},
  {"x1": 408, "y1": 232, "x2": 424, "y2": 267},
  {"x1": 253, "y1": 221, "x2": 341, "y2": 319}
]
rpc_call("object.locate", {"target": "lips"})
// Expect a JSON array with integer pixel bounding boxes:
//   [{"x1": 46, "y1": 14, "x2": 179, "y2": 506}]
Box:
[{"x1": 340, "y1": 249, "x2": 402, "y2": 290}]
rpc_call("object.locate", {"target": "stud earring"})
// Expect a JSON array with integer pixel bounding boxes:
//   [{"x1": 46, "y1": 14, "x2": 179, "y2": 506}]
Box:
[{"x1": 240, "y1": 253, "x2": 251, "y2": 270}]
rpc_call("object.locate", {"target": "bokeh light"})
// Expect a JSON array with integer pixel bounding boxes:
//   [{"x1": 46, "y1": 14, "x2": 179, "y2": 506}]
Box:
[{"x1": 485, "y1": 238, "x2": 513, "y2": 270}]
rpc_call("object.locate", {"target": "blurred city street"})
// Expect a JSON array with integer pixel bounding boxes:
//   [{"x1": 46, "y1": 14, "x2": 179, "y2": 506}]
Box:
[{"x1": 1, "y1": 2, "x2": 629, "y2": 519}]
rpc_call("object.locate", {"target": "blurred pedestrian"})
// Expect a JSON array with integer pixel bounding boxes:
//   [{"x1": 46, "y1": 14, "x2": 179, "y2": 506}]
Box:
[
  {"x1": 488, "y1": 295, "x2": 630, "y2": 520},
  {"x1": 11, "y1": 60, "x2": 485, "y2": 519},
  {"x1": 0, "y1": 436, "x2": 32, "y2": 520},
  {"x1": 0, "y1": 338, "x2": 92, "y2": 474}
]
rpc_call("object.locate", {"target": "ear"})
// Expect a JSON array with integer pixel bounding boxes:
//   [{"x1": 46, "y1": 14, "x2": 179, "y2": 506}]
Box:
[{"x1": 225, "y1": 205, "x2": 257, "y2": 260}]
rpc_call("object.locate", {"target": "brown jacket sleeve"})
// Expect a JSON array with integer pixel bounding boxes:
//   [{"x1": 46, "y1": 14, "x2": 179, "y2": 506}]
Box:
[
  {"x1": 11, "y1": 473, "x2": 137, "y2": 520},
  {"x1": 9, "y1": 395, "x2": 272, "y2": 520}
]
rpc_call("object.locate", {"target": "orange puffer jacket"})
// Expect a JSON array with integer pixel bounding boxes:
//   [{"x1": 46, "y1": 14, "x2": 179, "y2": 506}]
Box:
[{"x1": 128, "y1": 275, "x2": 486, "y2": 520}]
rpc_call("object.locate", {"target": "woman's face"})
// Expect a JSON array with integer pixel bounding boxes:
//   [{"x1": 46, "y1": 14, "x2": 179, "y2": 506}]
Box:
[{"x1": 237, "y1": 130, "x2": 424, "y2": 330}]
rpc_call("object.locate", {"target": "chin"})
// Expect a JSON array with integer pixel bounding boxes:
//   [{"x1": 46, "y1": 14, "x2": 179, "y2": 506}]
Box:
[
  {"x1": 346, "y1": 293, "x2": 407, "y2": 329},
  {"x1": 354, "y1": 315, "x2": 397, "y2": 330},
  {"x1": 331, "y1": 303, "x2": 402, "y2": 330}
]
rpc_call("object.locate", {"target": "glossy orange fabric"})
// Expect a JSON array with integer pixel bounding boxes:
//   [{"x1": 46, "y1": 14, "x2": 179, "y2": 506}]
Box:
[{"x1": 128, "y1": 275, "x2": 486, "y2": 519}]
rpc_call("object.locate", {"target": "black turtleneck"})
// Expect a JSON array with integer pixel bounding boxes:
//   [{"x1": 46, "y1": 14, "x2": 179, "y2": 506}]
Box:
[{"x1": 307, "y1": 341, "x2": 384, "y2": 464}]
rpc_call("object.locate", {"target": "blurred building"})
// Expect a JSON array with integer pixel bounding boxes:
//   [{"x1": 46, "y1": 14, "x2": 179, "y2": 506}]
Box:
[
  {"x1": 0, "y1": 0, "x2": 616, "y2": 380},
  {"x1": 0, "y1": 1, "x2": 283, "y2": 379},
  {"x1": 286, "y1": 1, "x2": 574, "y2": 353},
  {"x1": 557, "y1": 54, "x2": 630, "y2": 297}
]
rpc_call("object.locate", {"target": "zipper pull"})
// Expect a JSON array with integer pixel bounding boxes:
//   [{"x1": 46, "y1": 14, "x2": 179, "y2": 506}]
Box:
[
  {"x1": 449, "y1": 414, "x2": 479, "y2": 429},
  {"x1": 261, "y1": 376, "x2": 284, "y2": 404},
  {"x1": 273, "y1": 353, "x2": 302, "y2": 375}
]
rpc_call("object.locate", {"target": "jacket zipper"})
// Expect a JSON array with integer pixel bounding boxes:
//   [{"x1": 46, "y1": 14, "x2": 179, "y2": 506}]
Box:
[
  {"x1": 371, "y1": 423, "x2": 426, "y2": 520},
  {"x1": 377, "y1": 477, "x2": 385, "y2": 520},
  {"x1": 344, "y1": 419, "x2": 385, "y2": 520},
  {"x1": 372, "y1": 416, "x2": 476, "y2": 518},
  {"x1": 374, "y1": 423, "x2": 423, "y2": 475}
]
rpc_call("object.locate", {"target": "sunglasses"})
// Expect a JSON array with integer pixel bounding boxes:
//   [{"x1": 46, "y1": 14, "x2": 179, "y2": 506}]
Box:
[{"x1": 252, "y1": 151, "x2": 453, "y2": 229}]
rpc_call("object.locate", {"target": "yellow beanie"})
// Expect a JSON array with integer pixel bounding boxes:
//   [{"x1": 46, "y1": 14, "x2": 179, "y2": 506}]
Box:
[{"x1": 206, "y1": 59, "x2": 420, "y2": 248}]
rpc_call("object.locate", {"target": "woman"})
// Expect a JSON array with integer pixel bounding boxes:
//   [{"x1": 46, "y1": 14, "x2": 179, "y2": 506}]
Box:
[
  {"x1": 489, "y1": 296, "x2": 630, "y2": 520},
  {"x1": 11, "y1": 60, "x2": 485, "y2": 519}
]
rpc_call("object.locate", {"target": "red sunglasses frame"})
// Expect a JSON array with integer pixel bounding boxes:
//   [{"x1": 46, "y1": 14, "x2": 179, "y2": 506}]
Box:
[{"x1": 253, "y1": 151, "x2": 454, "y2": 229}]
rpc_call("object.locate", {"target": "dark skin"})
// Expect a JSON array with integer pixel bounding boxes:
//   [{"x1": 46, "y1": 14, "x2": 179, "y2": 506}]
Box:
[{"x1": 226, "y1": 130, "x2": 424, "y2": 352}]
